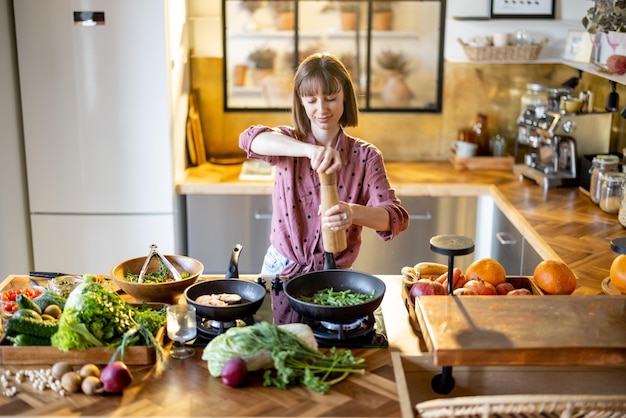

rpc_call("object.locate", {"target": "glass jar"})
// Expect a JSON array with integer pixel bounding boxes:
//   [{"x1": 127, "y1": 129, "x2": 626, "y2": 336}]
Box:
[
  {"x1": 520, "y1": 83, "x2": 549, "y2": 116},
  {"x1": 600, "y1": 172, "x2": 626, "y2": 214},
  {"x1": 589, "y1": 154, "x2": 620, "y2": 205}
]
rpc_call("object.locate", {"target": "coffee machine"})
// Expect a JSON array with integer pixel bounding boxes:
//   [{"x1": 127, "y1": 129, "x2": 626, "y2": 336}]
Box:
[{"x1": 514, "y1": 109, "x2": 613, "y2": 189}]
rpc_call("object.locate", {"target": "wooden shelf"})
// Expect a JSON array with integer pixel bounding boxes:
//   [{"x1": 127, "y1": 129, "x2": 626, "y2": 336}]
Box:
[{"x1": 563, "y1": 60, "x2": 626, "y2": 85}]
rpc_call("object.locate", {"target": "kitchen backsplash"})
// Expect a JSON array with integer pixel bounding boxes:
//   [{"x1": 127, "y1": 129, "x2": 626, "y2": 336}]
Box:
[{"x1": 191, "y1": 57, "x2": 626, "y2": 163}]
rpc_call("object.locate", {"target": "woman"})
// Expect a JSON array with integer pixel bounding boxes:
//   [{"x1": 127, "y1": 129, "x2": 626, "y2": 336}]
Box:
[{"x1": 239, "y1": 52, "x2": 409, "y2": 324}]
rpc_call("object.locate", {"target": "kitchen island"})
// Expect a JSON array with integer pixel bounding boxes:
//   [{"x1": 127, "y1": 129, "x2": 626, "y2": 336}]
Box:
[{"x1": 1, "y1": 161, "x2": 625, "y2": 417}]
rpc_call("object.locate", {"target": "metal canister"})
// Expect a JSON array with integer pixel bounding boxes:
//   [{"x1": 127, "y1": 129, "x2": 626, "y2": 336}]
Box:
[{"x1": 589, "y1": 155, "x2": 621, "y2": 205}]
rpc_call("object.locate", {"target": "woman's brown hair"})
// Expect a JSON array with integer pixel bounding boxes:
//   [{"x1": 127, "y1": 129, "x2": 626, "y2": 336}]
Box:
[{"x1": 291, "y1": 52, "x2": 359, "y2": 140}]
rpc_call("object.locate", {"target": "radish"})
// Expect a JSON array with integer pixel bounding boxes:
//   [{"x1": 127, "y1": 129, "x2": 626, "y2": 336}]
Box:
[
  {"x1": 100, "y1": 361, "x2": 133, "y2": 393},
  {"x1": 221, "y1": 357, "x2": 247, "y2": 387}
]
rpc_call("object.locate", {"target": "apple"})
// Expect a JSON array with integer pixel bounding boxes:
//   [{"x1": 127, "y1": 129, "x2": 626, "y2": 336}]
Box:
[{"x1": 409, "y1": 279, "x2": 446, "y2": 302}]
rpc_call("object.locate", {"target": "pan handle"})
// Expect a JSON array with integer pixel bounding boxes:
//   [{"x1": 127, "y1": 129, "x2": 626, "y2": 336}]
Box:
[{"x1": 225, "y1": 244, "x2": 243, "y2": 279}]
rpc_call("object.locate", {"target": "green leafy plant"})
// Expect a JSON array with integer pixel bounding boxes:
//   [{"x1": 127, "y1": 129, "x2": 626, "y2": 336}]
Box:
[
  {"x1": 376, "y1": 49, "x2": 409, "y2": 76},
  {"x1": 372, "y1": 0, "x2": 392, "y2": 13},
  {"x1": 239, "y1": 0, "x2": 264, "y2": 14},
  {"x1": 269, "y1": 0, "x2": 294, "y2": 13},
  {"x1": 247, "y1": 46, "x2": 277, "y2": 70},
  {"x1": 583, "y1": 0, "x2": 626, "y2": 33}
]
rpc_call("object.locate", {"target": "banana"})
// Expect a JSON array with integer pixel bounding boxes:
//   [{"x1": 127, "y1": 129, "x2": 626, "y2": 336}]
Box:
[{"x1": 413, "y1": 262, "x2": 448, "y2": 280}]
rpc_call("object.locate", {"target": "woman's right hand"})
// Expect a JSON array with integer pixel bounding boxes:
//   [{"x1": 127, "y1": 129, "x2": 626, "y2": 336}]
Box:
[{"x1": 309, "y1": 146, "x2": 342, "y2": 174}]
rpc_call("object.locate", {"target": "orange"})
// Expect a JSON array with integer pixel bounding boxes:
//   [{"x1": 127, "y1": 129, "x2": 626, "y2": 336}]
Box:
[
  {"x1": 609, "y1": 254, "x2": 626, "y2": 294},
  {"x1": 465, "y1": 258, "x2": 506, "y2": 287},
  {"x1": 533, "y1": 260, "x2": 577, "y2": 295}
]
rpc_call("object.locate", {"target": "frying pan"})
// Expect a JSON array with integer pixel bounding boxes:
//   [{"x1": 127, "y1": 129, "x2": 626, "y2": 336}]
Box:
[
  {"x1": 283, "y1": 172, "x2": 385, "y2": 324},
  {"x1": 283, "y1": 270, "x2": 385, "y2": 323},
  {"x1": 184, "y1": 244, "x2": 266, "y2": 322}
]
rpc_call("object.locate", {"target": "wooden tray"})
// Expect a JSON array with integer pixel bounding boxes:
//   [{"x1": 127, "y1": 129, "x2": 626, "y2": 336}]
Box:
[
  {"x1": 392, "y1": 353, "x2": 626, "y2": 418},
  {"x1": 401, "y1": 276, "x2": 544, "y2": 337},
  {"x1": 450, "y1": 150, "x2": 514, "y2": 171},
  {"x1": 414, "y1": 295, "x2": 626, "y2": 368},
  {"x1": 0, "y1": 275, "x2": 163, "y2": 365}
]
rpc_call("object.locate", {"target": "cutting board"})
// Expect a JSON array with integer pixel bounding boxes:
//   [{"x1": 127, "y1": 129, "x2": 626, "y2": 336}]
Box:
[{"x1": 415, "y1": 295, "x2": 626, "y2": 367}]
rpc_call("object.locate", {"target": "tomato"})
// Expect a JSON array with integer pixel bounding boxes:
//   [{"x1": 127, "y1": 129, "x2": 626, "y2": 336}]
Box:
[
  {"x1": 1, "y1": 287, "x2": 43, "y2": 302},
  {"x1": 2, "y1": 301, "x2": 17, "y2": 313}
]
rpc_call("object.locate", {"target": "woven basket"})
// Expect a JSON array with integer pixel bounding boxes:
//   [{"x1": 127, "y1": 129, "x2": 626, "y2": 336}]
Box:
[
  {"x1": 458, "y1": 38, "x2": 548, "y2": 61},
  {"x1": 416, "y1": 394, "x2": 626, "y2": 418}
]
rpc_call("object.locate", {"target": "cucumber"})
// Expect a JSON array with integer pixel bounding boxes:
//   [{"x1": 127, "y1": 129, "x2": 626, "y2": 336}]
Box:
[
  {"x1": 33, "y1": 290, "x2": 66, "y2": 311},
  {"x1": 10, "y1": 333, "x2": 51, "y2": 346},
  {"x1": 6, "y1": 317, "x2": 58, "y2": 338},
  {"x1": 16, "y1": 294, "x2": 42, "y2": 315},
  {"x1": 11, "y1": 308, "x2": 42, "y2": 321}
]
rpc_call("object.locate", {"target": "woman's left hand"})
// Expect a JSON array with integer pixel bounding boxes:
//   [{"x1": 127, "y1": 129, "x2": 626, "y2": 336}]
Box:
[{"x1": 321, "y1": 203, "x2": 352, "y2": 231}]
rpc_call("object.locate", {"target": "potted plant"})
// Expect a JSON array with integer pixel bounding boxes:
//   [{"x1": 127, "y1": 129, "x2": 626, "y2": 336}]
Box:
[
  {"x1": 336, "y1": 1, "x2": 359, "y2": 30},
  {"x1": 372, "y1": 0, "x2": 393, "y2": 31},
  {"x1": 583, "y1": 0, "x2": 626, "y2": 66},
  {"x1": 239, "y1": 0, "x2": 264, "y2": 15},
  {"x1": 376, "y1": 49, "x2": 409, "y2": 76},
  {"x1": 248, "y1": 46, "x2": 277, "y2": 84},
  {"x1": 376, "y1": 49, "x2": 411, "y2": 107},
  {"x1": 269, "y1": 1, "x2": 295, "y2": 30},
  {"x1": 582, "y1": 0, "x2": 626, "y2": 34}
]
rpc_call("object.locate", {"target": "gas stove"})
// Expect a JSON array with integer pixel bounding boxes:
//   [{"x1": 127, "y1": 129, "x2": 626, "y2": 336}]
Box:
[{"x1": 191, "y1": 280, "x2": 388, "y2": 349}]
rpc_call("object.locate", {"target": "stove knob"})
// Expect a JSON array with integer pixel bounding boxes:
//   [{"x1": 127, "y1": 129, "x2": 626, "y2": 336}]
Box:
[{"x1": 562, "y1": 119, "x2": 576, "y2": 134}]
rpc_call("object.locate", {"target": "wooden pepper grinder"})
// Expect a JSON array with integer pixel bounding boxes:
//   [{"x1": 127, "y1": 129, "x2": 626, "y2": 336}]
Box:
[{"x1": 319, "y1": 171, "x2": 347, "y2": 254}]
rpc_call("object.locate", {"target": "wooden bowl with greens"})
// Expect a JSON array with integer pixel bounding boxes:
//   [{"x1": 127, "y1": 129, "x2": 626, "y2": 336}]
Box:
[{"x1": 110, "y1": 255, "x2": 203, "y2": 303}]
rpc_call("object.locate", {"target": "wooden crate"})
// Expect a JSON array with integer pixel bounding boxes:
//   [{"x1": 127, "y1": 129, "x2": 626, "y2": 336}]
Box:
[
  {"x1": 392, "y1": 353, "x2": 626, "y2": 418},
  {"x1": 0, "y1": 275, "x2": 163, "y2": 365}
]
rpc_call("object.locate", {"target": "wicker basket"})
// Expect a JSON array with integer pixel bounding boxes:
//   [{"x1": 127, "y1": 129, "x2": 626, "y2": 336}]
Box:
[
  {"x1": 416, "y1": 394, "x2": 626, "y2": 418},
  {"x1": 458, "y1": 38, "x2": 548, "y2": 61}
]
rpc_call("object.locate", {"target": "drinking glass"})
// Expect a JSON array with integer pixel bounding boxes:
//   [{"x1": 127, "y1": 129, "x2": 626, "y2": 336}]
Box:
[
  {"x1": 166, "y1": 304, "x2": 197, "y2": 359},
  {"x1": 590, "y1": 32, "x2": 602, "y2": 64},
  {"x1": 606, "y1": 32, "x2": 623, "y2": 55}
]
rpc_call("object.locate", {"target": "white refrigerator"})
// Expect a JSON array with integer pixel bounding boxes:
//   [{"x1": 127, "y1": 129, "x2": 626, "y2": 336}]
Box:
[{"x1": 14, "y1": 0, "x2": 189, "y2": 274}]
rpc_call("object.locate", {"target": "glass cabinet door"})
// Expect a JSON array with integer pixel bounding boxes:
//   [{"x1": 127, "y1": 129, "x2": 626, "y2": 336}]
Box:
[{"x1": 222, "y1": 0, "x2": 444, "y2": 112}]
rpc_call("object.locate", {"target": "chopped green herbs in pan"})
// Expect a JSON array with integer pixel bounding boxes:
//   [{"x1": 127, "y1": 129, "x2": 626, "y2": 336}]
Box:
[{"x1": 298, "y1": 288, "x2": 375, "y2": 306}]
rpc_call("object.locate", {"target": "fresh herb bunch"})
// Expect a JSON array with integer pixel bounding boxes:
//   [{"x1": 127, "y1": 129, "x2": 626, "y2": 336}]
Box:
[
  {"x1": 51, "y1": 282, "x2": 166, "y2": 351},
  {"x1": 203, "y1": 321, "x2": 366, "y2": 394},
  {"x1": 299, "y1": 287, "x2": 375, "y2": 306},
  {"x1": 124, "y1": 260, "x2": 190, "y2": 283}
]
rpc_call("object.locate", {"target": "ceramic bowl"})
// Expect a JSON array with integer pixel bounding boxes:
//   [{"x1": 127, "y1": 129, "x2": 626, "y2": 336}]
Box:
[{"x1": 110, "y1": 255, "x2": 203, "y2": 303}]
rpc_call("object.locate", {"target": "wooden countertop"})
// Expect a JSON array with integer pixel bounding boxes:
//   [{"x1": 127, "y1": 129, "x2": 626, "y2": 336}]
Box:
[
  {"x1": 0, "y1": 274, "x2": 413, "y2": 417},
  {"x1": 177, "y1": 161, "x2": 625, "y2": 295}
]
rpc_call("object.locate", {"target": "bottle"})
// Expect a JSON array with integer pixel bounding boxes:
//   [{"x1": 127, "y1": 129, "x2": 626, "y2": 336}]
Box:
[
  {"x1": 600, "y1": 172, "x2": 626, "y2": 214},
  {"x1": 589, "y1": 154, "x2": 620, "y2": 205},
  {"x1": 472, "y1": 113, "x2": 489, "y2": 156}
]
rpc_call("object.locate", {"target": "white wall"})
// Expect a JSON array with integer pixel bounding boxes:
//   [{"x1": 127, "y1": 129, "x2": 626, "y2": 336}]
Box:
[{"x1": 0, "y1": 0, "x2": 32, "y2": 279}]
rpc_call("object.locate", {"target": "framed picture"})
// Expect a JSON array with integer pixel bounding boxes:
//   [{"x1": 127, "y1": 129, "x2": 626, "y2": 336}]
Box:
[
  {"x1": 491, "y1": 0, "x2": 555, "y2": 19},
  {"x1": 563, "y1": 30, "x2": 593, "y2": 63}
]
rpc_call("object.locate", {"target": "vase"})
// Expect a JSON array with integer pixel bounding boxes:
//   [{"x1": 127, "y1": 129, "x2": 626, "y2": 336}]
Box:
[
  {"x1": 253, "y1": 68, "x2": 274, "y2": 86},
  {"x1": 381, "y1": 72, "x2": 411, "y2": 107},
  {"x1": 341, "y1": 12, "x2": 357, "y2": 31},
  {"x1": 276, "y1": 11, "x2": 294, "y2": 31},
  {"x1": 233, "y1": 64, "x2": 248, "y2": 87},
  {"x1": 372, "y1": 11, "x2": 392, "y2": 31}
]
